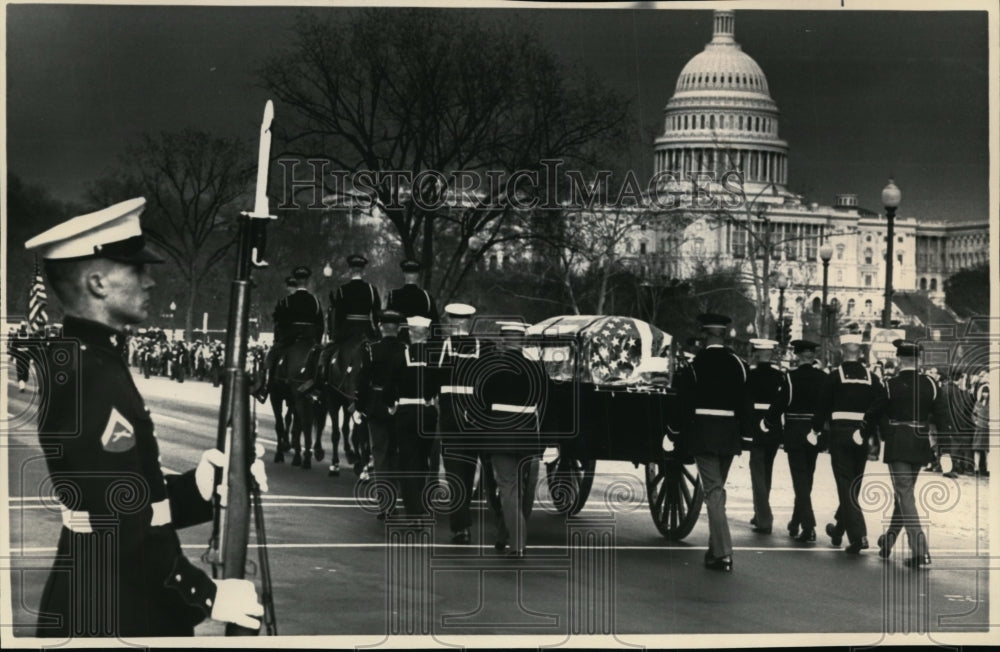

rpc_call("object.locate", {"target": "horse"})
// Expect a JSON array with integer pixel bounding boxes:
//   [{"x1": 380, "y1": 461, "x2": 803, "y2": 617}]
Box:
[
  {"x1": 267, "y1": 335, "x2": 323, "y2": 469},
  {"x1": 313, "y1": 332, "x2": 370, "y2": 477}
]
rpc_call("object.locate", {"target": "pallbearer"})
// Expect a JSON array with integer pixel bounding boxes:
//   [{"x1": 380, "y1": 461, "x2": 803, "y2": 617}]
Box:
[
  {"x1": 762, "y1": 339, "x2": 827, "y2": 542},
  {"x1": 876, "y1": 340, "x2": 951, "y2": 567},
  {"x1": 436, "y1": 302, "x2": 482, "y2": 544},
  {"x1": 392, "y1": 315, "x2": 442, "y2": 516},
  {"x1": 811, "y1": 332, "x2": 887, "y2": 554},
  {"x1": 330, "y1": 254, "x2": 381, "y2": 342},
  {"x1": 668, "y1": 313, "x2": 751, "y2": 572},
  {"x1": 356, "y1": 310, "x2": 407, "y2": 519},
  {"x1": 746, "y1": 338, "x2": 784, "y2": 535},
  {"x1": 386, "y1": 259, "x2": 439, "y2": 342}
]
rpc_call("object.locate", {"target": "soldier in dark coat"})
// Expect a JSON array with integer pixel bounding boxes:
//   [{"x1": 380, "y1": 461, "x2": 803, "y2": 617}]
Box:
[
  {"x1": 668, "y1": 313, "x2": 752, "y2": 572},
  {"x1": 25, "y1": 197, "x2": 263, "y2": 637},
  {"x1": 876, "y1": 340, "x2": 952, "y2": 567},
  {"x1": 746, "y1": 338, "x2": 785, "y2": 535},
  {"x1": 389, "y1": 316, "x2": 442, "y2": 516},
  {"x1": 257, "y1": 268, "x2": 324, "y2": 400},
  {"x1": 386, "y1": 259, "x2": 439, "y2": 343},
  {"x1": 356, "y1": 310, "x2": 407, "y2": 519},
  {"x1": 762, "y1": 340, "x2": 828, "y2": 542},
  {"x1": 811, "y1": 333, "x2": 888, "y2": 555},
  {"x1": 330, "y1": 254, "x2": 381, "y2": 342}
]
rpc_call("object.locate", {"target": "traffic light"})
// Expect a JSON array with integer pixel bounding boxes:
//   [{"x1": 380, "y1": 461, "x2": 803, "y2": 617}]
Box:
[{"x1": 779, "y1": 316, "x2": 793, "y2": 344}]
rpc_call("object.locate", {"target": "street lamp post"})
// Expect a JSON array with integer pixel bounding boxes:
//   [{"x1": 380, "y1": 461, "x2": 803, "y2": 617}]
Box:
[
  {"x1": 881, "y1": 178, "x2": 901, "y2": 328},
  {"x1": 168, "y1": 301, "x2": 177, "y2": 340},
  {"x1": 776, "y1": 272, "x2": 788, "y2": 347},
  {"x1": 819, "y1": 243, "x2": 834, "y2": 367}
]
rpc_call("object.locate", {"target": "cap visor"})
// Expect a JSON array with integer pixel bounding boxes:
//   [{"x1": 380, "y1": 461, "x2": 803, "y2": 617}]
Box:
[{"x1": 105, "y1": 246, "x2": 166, "y2": 264}]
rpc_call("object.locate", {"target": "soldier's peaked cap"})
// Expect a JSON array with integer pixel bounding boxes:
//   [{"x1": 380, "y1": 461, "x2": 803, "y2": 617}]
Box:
[
  {"x1": 407, "y1": 315, "x2": 432, "y2": 328},
  {"x1": 697, "y1": 313, "x2": 731, "y2": 329},
  {"x1": 790, "y1": 339, "x2": 819, "y2": 354},
  {"x1": 285, "y1": 275, "x2": 298, "y2": 287},
  {"x1": 380, "y1": 310, "x2": 404, "y2": 324},
  {"x1": 400, "y1": 259, "x2": 422, "y2": 272},
  {"x1": 749, "y1": 338, "x2": 778, "y2": 351},
  {"x1": 445, "y1": 303, "x2": 476, "y2": 318},
  {"x1": 347, "y1": 254, "x2": 368, "y2": 268},
  {"x1": 892, "y1": 339, "x2": 922, "y2": 357},
  {"x1": 292, "y1": 266, "x2": 311, "y2": 280},
  {"x1": 25, "y1": 197, "x2": 165, "y2": 264}
]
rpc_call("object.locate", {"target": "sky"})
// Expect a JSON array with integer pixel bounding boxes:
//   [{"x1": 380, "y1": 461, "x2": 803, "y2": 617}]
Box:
[{"x1": 4, "y1": 2, "x2": 992, "y2": 223}]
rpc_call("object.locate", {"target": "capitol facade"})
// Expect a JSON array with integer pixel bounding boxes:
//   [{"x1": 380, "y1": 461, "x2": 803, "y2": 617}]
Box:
[{"x1": 634, "y1": 10, "x2": 989, "y2": 333}]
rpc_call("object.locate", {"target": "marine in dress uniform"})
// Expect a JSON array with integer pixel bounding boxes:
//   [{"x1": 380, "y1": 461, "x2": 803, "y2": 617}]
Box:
[
  {"x1": 876, "y1": 340, "x2": 952, "y2": 567},
  {"x1": 435, "y1": 303, "x2": 484, "y2": 544},
  {"x1": 25, "y1": 198, "x2": 263, "y2": 637},
  {"x1": 668, "y1": 313, "x2": 752, "y2": 572},
  {"x1": 746, "y1": 339, "x2": 785, "y2": 535},
  {"x1": 762, "y1": 339, "x2": 828, "y2": 542},
  {"x1": 356, "y1": 310, "x2": 407, "y2": 519},
  {"x1": 811, "y1": 333, "x2": 888, "y2": 554},
  {"x1": 330, "y1": 254, "x2": 382, "y2": 342},
  {"x1": 483, "y1": 323, "x2": 546, "y2": 558},
  {"x1": 390, "y1": 316, "x2": 442, "y2": 516},
  {"x1": 386, "y1": 259, "x2": 440, "y2": 343}
]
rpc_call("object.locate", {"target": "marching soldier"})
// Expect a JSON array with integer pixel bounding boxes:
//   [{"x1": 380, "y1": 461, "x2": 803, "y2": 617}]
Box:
[
  {"x1": 483, "y1": 323, "x2": 546, "y2": 558},
  {"x1": 256, "y1": 267, "x2": 324, "y2": 400},
  {"x1": 876, "y1": 340, "x2": 951, "y2": 567},
  {"x1": 762, "y1": 339, "x2": 827, "y2": 542},
  {"x1": 390, "y1": 315, "x2": 442, "y2": 516},
  {"x1": 668, "y1": 313, "x2": 752, "y2": 572},
  {"x1": 746, "y1": 339, "x2": 785, "y2": 535},
  {"x1": 330, "y1": 254, "x2": 381, "y2": 342},
  {"x1": 436, "y1": 302, "x2": 483, "y2": 544},
  {"x1": 25, "y1": 197, "x2": 264, "y2": 637},
  {"x1": 356, "y1": 310, "x2": 407, "y2": 520},
  {"x1": 811, "y1": 332, "x2": 888, "y2": 555},
  {"x1": 386, "y1": 259, "x2": 440, "y2": 343}
]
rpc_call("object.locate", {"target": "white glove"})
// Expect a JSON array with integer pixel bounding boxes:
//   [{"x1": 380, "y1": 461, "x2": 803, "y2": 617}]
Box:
[
  {"x1": 852, "y1": 429, "x2": 864, "y2": 446},
  {"x1": 759, "y1": 419, "x2": 769, "y2": 433},
  {"x1": 662, "y1": 434, "x2": 675, "y2": 453},
  {"x1": 352, "y1": 410, "x2": 364, "y2": 425},
  {"x1": 210, "y1": 578, "x2": 263, "y2": 629},
  {"x1": 196, "y1": 449, "x2": 226, "y2": 501},
  {"x1": 806, "y1": 430, "x2": 819, "y2": 447},
  {"x1": 387, "y1": 404, "x2": 398, "y2": 416},
  {"x1": 250, "y1": 443, "x2": 269, "y2": 493}
]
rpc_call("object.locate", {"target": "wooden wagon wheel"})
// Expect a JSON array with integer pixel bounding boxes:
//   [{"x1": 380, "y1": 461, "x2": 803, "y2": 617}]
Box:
[
  {"x1": 546, "y1": 455, "x2": 596, "y2": 516},
  {"x1": 645, "y1": 453, "x2": 703, "y2": 540}
]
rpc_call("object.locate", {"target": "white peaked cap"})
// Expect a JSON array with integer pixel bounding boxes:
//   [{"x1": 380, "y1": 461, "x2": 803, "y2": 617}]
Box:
[
  {"x1": 407, "y1": 316, "x2": 432, "y2": 328},
  {"x1": 444, "y1": 303, "x2": 476, "y2": 317},
  {"x1": 25, "y1": 197, "x2": 163, "y2": 263}
]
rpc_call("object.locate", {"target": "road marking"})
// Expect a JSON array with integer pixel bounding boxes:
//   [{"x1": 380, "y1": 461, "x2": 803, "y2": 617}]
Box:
[
  {"x1": 151, "y1": 412, "x2": 279, "y2": 448},
  {"x1": 8, "y1": 543, "x2": 987, "y2": 554}
]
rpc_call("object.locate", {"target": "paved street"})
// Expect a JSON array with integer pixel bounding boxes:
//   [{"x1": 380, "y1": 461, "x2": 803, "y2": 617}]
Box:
[{"x1": 4, "y1": 369, "x2": 992, "y2": 640}]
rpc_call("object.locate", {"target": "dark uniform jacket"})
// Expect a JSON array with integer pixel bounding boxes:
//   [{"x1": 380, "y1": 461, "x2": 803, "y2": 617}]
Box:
[
  {"x1": 331, "y1": 278, "x2": 381, "y2": 340},
  {"x1": 386, "y1": 284, "x2": 439, "y2": 322},
  {"x1": 37, "y1": 316, "x2": 216, "y2": 638},
  {"x1": 273, "y1": 288, "x2": 324, "y2": 343},
  {"x1": 392, "y1": 341, "x2": 444, "y2": 404},
  {"x1": 765, "y1": 362, "x2": 829, "y2": 450},
  {"x1": 878, "y1": 369, "x2": 951, "y2": 465},
  {"x1": 747, "y1": 361, "x2": 785, "y2": 448},
  {"x1": 811, "y1": 360, "x2": 888, "y2": 437},
  {"x1": 669, "y1": 344, "x2": 752, "y2": 456},
  {"x1": 356, "y1": 335, "x2": 406, "y2": 419},
  {"x1": 476, "y1": 347, "x2": 546, "y2": 454},
  {"x1": 434, "y1": 334, "x2": 486, "y2": 440}
]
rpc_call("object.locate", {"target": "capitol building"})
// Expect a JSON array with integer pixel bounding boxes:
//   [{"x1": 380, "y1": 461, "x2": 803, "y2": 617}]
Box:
[{"x1": 632, "y1": 10, "x2": 989, "y2": 332}]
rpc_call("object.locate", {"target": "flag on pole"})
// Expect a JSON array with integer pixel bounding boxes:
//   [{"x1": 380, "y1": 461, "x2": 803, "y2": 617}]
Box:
[{"x1": 28, "y1": 255, "x2": 48, "y2": 335}]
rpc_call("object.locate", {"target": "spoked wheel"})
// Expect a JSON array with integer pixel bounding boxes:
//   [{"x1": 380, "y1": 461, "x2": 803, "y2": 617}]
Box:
[
  {"x1": 545, "y1": 455, "x2": 596, "y2": 516},
  {"x1": 645, "y1": 454, "x2": 703, "y2": 540}
]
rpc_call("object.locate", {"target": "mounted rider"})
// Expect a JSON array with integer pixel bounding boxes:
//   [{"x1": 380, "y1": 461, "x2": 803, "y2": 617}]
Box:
[
  {"x1": 386, "y1": 258, "x2": 439, "y2": 343},
  {"x1": 330, "y1": 254, "x2": 381, "y2": 344},
  {"x1": 256, "y1": 266, "x2": 325, "y2": 401}
]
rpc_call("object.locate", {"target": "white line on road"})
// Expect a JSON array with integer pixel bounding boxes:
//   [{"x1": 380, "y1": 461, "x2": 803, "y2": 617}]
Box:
[{"x1": 152, "y1": 412, "x2": 279, "y2": 449}]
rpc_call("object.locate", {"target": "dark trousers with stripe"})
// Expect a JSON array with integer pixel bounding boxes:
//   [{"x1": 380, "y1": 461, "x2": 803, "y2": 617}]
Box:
[
  {"x1": 749, "y1": 443, "x2": 780, "y2": 529},
  {"x1": 396, "y1": 405, "x2": 438, "y2": 516},
  {"x1": 786, "y1": 446, "x2": 819, "y2": 530},
  {"x1": 439, "y1": 396, "x2": 478, "y2": 533}
]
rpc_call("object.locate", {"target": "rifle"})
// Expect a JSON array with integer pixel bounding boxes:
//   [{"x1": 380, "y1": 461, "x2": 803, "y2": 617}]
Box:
[{"x1": 207, "y1": 100, "x2": 277, "y2": 636}]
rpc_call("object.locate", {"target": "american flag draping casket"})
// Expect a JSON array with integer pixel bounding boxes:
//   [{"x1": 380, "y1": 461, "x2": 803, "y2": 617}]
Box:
[{"x1": 524, "y1": 315, "x2": 673, "y2": 385}]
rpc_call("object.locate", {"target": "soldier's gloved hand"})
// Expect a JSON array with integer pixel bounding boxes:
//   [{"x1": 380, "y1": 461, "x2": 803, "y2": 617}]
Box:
[
  {"x1": 759, "y1": 418, "x2": 769, "y2": 433},
  {"x1": 210, "y1": 579, "x2": 263, "y2": 629},
  {"x1": 352, "y1": 410, "x2": 364, "y2": 425},
  {"x1": 196, "y1": 449, "x2": 226, "y2": 501},
  {"x1": 250, "y1": 443, "x2": 269, "y2": 493},
  {"x1": 806, "y1": 430, "x2": 819, "y2": 447},
  {"x1": 852, "y1": 429, "x2": 864, "y2": 446},
  {"x1": 387, "y1": 404, "x2": 398, "y2": 416},
  {"x1": 662, "y1": 434, "x2": 675, "y2": 453}
]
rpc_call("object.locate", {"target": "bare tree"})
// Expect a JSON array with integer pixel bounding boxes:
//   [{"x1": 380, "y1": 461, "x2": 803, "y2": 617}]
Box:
[
  {"x1": 88, "y1": 129, "x2": 254, "y2": 337},
  {"x1": 260, "y1": 8, "x2": 629, "y2": 302}
]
